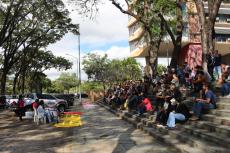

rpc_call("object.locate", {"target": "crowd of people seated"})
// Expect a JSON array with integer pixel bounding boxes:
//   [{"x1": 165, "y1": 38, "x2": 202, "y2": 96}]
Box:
[{"x1": 104, "y1": 57, "x2": 230, "y2": 129}]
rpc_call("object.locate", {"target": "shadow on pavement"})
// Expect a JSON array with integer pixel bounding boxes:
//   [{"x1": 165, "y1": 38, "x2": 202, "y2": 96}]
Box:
[{"x1": 0, "y1": 110, "x2": 75, "y2": 153}]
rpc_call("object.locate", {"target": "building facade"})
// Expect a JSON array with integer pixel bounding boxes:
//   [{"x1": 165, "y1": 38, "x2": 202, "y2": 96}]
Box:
[{"x1": 128, "y1": 1, "x2": 230, "y2": 68}]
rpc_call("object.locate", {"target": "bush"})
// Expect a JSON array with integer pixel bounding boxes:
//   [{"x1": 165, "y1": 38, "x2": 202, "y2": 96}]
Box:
[{"x1": 80, "y1": 82, "x2": 104, "y2": 92}]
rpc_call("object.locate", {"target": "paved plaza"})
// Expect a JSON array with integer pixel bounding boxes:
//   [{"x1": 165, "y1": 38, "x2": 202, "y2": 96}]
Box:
[
  {"x1": 0, "y1": 100, "x2": 177, "y2": 153},
  {"x1": 72, "y1": 100, "x2": 177, "y2": 153}
]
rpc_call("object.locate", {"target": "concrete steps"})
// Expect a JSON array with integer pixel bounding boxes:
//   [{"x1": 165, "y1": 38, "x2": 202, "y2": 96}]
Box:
[
  {"x1": 216, "y1": 102, "x2": 230, "y2": 109},
  {"x1": 96, "y1": 98, "x2": 230, "y2": 153},
  {"x1": 189, "y1": 121, "x2": 230, "y2": 137},
  {"x1": 210, "y1": 109, "x2": 230, "y2": 117},
  {"x1": 122, "y1": 113, "x2": 229, "y2": 153},
  {"x1": 203, "y1": 114, "x2": 230, "y2": 126},
  {"x1": 183, "y1": 125, "x2": 230, "y2": 148}
]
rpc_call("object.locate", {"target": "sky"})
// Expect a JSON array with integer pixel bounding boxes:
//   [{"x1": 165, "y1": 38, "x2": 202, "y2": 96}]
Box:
[{"x1": 45, "y1": 0, "x2": 168, "y2": 80}]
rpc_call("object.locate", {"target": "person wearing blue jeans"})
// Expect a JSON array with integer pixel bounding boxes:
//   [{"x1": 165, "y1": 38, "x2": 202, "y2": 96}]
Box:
[
  {"x1": 213, "y1": 50, "x2": 222, "y2": 80},
  {"x1": 167, "y1": 99, "x2": 191, "y2": 128},
  {"x1": 191, "y1": 83, "x2": 216, "y2": 120},
  {"x1": 220, "y1": 82, "x2": 230, "y2": 97},
  {"x1": 167, "y1": 112, "x2": 185, "y2": 128}
]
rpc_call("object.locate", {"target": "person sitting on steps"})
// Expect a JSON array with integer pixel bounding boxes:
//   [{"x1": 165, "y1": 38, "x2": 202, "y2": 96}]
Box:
[
  {"x1": 191, "y1": 83, "x2": 216, "y2": 121},
  {"x1": 167, "y1": 98, "x2": 191, "y2": 129}
]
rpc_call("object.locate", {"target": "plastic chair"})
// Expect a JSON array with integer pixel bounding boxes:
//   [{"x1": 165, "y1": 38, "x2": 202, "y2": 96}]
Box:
[
  {"x1": 33, "y1": 108, "x2": 38, "y2": 123},
  {"x1": 36, "y1": 106, "x2": 46, "y2": 125}
]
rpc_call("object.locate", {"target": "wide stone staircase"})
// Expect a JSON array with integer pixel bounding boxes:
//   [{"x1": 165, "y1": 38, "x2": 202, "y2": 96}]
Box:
[{"x1": 97, "y1": 97, "x2": 230, "y2": 153}]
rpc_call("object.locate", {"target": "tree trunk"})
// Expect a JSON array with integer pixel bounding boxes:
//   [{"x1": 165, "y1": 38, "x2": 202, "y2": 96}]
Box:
[
  {"x1": 149, "y1": 42, "x2": 158, "y2": 78},
  {"x1": 21, "y1": 70, "x2": 26, "y2": 94},
  {"x1": 194, "y1": 0, "x2": 222, "y2": 71},
  {"x1": 170, "y1": 0, "x2": 183, "y2": 68},
  {"x1": 13, "y1": 72, "x2": 20, "y2": 95},
  {"x1": 208, "y1": 22, "x2": 215, "y2": 53},
  {"x1": 0, "y1": 72, "x2": 7, "y2": 95}
]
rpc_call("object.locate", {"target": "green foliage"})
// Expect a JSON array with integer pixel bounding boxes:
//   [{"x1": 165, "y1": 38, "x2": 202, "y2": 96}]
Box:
[
  {"x1": 46, "y1": 73, "x2": 79, "y2": 93},
  {"x1": 82, "y1": 53, "x2": 142, "y2": 85},
  {"x1": 157, "y1": 64, "x2": 167, "y2": 75},
  {"x1": 29, "y1": 50, "x2": 73, "y2": 72},
  {"x1": 0, "y1": 0, "x2": 77, "y2": 94},
  {"x1": 82, "y1": 53, "x2": 109, "y2": 82},
  {"x1": 49, "y1": 80, "x2": 65, "y2": 93},
  {"x1": 55, "y1": 72, "x2": 79, "y2": 93},
  {"x1": 80, "y1": 81, "x2": 104, "y2": 92}
]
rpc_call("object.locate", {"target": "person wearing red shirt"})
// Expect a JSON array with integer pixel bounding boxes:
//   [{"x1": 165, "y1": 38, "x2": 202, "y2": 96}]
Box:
[{"x1": 17, "y1": 95, "x2": 25, "y2": 121}]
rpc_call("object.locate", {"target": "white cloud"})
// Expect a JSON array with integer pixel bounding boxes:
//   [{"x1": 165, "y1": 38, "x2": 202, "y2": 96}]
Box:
[
  {"x1": 64, "y1": 0, "x2": 129, "y2": 45},
  {"x1": 91, "y1": 46, "x2": 130, "y2": 59},
  {"x1": 45, "y1": 45, "x2": 130, "y2": 80},
  {"x1": 45, "y1": 0, "x2": 130, "y2": 80}
]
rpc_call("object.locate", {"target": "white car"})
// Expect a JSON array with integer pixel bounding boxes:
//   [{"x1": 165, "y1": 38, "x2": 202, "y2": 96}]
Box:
[{"x1": 25, "y1": 93, "x2": 68, "y2": 113}]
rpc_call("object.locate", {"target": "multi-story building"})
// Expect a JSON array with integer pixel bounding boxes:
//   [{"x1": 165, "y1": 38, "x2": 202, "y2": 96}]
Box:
[{"x1": 128, "y1": 1, "x2": 230, "y2": 68}]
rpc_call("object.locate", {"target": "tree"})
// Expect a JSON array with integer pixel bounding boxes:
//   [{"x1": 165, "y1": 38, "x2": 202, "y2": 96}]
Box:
[
  {"x1": 13, "y1": 50, "x2": 72, "y2": 94},
  {"x1": 106, "y1": 58, "x2": 142, "y2": 83},
  {"x1": 70, "y1": 0, "x2": 183, "y2": 70},
  {"x1": 25, "y1": 72, "x2": 51, "y2": 94},
  {"x1": 55, "y1": 73, "x2": 79, "y2": 93},
  {"x1": 157, "y1": 64, "x2": 167, "y2": 75},
  {"x1": 193, "y1": 0, "x2": 223, "y2": 70},
  {"x1": 82, "y1": 53, "x2": 142, "y2": 91},
  {"x1": 82, "y1": 53, "x2": 109, "y2": 91},
  {"x1": 0, "y1": 0, "x2": 78, "y2": 94}
]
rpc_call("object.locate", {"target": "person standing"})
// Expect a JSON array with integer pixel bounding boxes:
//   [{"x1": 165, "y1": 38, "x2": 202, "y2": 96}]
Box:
[
  {"x1": 213, "y1": 50, "x2": 222, "y2": 80},
  {"x1": 206, "y1": 51, "x2": 215, "y2": 81},
  {"x1": 17, "y1": 95, "x2": 25, "y2": 121}
]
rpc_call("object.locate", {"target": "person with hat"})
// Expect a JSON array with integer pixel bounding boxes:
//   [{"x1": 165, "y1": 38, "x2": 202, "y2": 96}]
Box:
[{"x1": 166, "y1": 98, "x2": 191, "y2": 129}]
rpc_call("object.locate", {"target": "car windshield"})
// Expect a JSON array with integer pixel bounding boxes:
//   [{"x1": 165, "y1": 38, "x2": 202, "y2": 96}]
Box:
[
  {"x1": 25, "y1": 94, "x2": 34, "y2": 99},
  {"x1": 37, "y1": 94, "x2": 56, "y2": 100}
]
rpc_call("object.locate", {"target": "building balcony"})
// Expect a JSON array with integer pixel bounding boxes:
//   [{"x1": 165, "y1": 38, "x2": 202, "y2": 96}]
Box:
[
  {"x1": 130, "y1": 43, "x2": 149, "y2": 58},
  {"x1": 128, "y1": 27, "x2": 144, "y2": 42},
  {"x1": 205, "y1": 7, "x2": 230, "y2": 15},
  {"x1": 128, "y1": 17, "x2": 138, "y2": 28},
  {"x1": 219, "y1": 3, "x2": 230, "y2": 8},
  {"x1": 215, "y1": 27, "x2": 230, "y2": 34},
  {"x1": 215, "y1": 22, "x2": 230, "y2": 28}
]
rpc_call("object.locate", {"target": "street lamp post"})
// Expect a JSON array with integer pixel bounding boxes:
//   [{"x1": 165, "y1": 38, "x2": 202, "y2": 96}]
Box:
[
  {"x1": 77, "y1": 25, "x2": 82, "y2": 104},
  {"x1": 65, "y1": 54, "x2": 78, "y2": 94}
]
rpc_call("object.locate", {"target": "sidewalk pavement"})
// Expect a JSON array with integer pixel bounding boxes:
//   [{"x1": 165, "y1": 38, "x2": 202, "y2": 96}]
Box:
[
  {"x1": 71, "y1": 99, "x2": 177, "y2": 153},
  {"x1": 0, "y1": 99, "x2": 177, "y2": 153}
]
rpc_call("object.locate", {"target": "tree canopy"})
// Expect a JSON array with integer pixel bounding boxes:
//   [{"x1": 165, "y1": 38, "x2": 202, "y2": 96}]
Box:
[
  {"x1": 82, "y1": 53, "x2": 142, "y2": 89},
  {"x1": 0, "y1": 0, "x2": 78, "y2": 94}
]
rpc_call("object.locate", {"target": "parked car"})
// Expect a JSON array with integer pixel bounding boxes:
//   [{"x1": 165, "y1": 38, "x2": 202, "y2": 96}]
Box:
[
  {"x1": 53, "y1": 94, "x2": 75, "y2": 106},
  {"x1": 8, "y1": 95, "x2": 33, "y2": 111},
  {"x1": 76, "y1": 92, "x2": 88, "y2": 99},
  {"x1": 24, "y1": 93, "x2": 68, "y2": 113}
]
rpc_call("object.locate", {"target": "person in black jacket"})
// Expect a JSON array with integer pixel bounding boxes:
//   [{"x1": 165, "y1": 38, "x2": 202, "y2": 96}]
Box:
[{"x1": 166, "y1": 99, "x2": 191, "y2": 129}]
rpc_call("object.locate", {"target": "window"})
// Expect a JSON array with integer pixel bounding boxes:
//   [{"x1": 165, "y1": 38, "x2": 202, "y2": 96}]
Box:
[
  {"x1": 42, "y1": 94, "x2": 56, "y2": 100},
  {"x1": 26, "y1": 94, "x2": 34, "y2": 99},
  {"x1": 36, "y1": 94, "x2": 55, "y2": 99}
]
